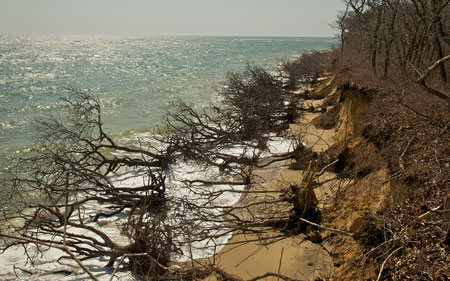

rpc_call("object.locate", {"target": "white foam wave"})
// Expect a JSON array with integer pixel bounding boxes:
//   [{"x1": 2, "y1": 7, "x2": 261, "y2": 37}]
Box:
[
  {"x1": 0, "y1": 155, "x2": 245, "y2": 279},
  {"x1": 0, "y1": 122, "x2": 15, "y2": 130}
]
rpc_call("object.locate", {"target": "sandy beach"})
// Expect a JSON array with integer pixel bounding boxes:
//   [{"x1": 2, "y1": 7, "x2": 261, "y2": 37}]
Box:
[{"x1": 200, "y1": 78, "x2": 341, "y2": 281}]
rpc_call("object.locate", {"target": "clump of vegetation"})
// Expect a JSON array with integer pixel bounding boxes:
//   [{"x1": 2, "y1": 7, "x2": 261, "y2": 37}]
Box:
[
  {"x1": 160, "y1": 64, "x2": 302, "y2": 179},
  {"x1": 279, "y1": 50, "x2": 331, "y2": 89},
  {"x1": 220, "y1": 64, "x2": 296, "y2": 138}
]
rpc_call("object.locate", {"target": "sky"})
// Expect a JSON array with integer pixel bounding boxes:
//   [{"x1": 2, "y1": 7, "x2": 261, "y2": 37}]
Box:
[{"x1": 0, "y1": 0, "x2": 345, "y2": 37}]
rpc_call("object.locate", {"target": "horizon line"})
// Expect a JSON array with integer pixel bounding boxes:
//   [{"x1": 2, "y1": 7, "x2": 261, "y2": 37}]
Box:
[{"x1": 0, "y1": 31, "x2": 337, "y2": 39}]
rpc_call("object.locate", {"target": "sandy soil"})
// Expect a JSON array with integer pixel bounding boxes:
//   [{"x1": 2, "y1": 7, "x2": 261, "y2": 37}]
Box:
[{"x1": 202, "y1": 81, "x2": 341, "y2": 281}]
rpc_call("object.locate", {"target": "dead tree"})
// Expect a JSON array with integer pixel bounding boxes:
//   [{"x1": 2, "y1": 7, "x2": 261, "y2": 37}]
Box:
[
  {"x1": 335, "y1": 6, "x2": 350, "y2": 54},
  {"x1": 0, "y1": 90, "x2": 178, "y2": 278},
  {"x1": 3, "y1": 90, "x2": 171, "y2": 221},
  {"x1": 220, "y1": 64, "x2": 295, "y2": 136},
  {"x1": 278, "y1": 51, "x2": 330, "y2": 89},
  {"x1": 161, "y1": 65, "x2": 302, "y2": 176},
  {"x1": 0, "y1": 65, "x2": 308, "y2": 280},
  {"x1": 429, "y1": 0, "x2": 449, "y2": 83},
  {"x1": 416, "y1": 54, "x2": 450, "y2": 103}
]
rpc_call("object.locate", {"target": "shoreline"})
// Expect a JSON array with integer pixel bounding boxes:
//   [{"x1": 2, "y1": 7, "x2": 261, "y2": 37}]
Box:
[
  {"x1": 196, "y1": 77, "x2": 340, "y2": 280},
  {"x1": 0, "y1": 74, "x2": 339, "y2": 280}
]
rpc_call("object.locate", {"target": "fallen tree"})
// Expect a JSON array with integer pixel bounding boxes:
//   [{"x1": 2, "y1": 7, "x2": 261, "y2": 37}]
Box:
[{"x1": 0, "y1": 65, "x2": 314, "y2": 280}]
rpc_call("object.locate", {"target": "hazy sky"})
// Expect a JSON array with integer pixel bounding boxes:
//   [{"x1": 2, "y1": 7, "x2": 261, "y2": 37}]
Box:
[{"x1": 0, "y1": 0, "x2": 345, "y2": 37}]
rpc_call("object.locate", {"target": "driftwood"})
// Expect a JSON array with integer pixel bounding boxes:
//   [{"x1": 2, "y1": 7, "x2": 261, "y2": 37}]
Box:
[{"x1": 285, "y1": 162, "x2": 320, "y2": 230}]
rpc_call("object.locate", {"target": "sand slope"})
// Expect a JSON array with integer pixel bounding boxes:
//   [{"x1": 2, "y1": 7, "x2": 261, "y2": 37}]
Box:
[{"x1": 204, "y1": 83, "x2": 340, "y2": 281}]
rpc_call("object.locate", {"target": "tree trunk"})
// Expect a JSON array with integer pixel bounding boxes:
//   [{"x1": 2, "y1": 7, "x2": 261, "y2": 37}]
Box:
[
  {"x1": 371, "y1": 5, "x2": 384, "y2": 75},
  {"x1": 430, "y1": 0, "x2": 448, "y2": 84}
]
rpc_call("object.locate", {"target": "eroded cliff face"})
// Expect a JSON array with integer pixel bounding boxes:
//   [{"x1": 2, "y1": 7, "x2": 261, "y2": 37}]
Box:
[
  {"x1": 201, "y1": 75, "x2": 448, "y2": 281},
  {"x1": 309, "y1": 75, "x2": 449, "y2": 280},
  {"x1": 304, "y1": 78, "x2": 392, "y2": 280}
]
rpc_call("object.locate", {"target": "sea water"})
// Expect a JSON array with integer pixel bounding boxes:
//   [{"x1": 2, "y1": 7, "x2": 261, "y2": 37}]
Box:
[
  {"x1": 0, "y1": 35, "x2": 336, "y2": 279},
  {"x1": 0, "y1": 35, "x2": 336, "y2": 165}
]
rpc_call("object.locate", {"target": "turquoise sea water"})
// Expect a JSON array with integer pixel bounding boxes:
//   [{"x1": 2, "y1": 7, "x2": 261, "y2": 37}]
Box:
[{"x1": 0, "y1": 35, "x2": 337, "y2": 166}]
